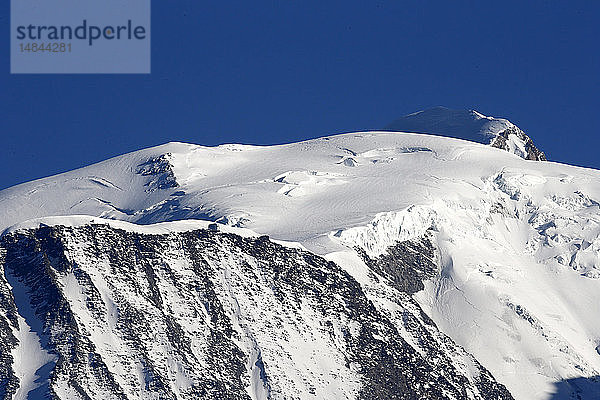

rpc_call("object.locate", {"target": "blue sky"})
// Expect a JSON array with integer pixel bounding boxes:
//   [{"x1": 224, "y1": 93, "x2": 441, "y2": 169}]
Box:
[{"x1": 1, "y1": 1, "x2": 599, "y2": 190}]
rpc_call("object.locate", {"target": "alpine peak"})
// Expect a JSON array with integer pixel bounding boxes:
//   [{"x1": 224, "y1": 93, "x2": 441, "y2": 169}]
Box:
[{"x1": 384, "y1": 106, "x2": 546, "y2": 161}]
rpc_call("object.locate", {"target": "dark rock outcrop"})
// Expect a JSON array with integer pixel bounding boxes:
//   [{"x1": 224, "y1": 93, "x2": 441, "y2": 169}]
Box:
[
  {"x1": 357, "y1": 234, "x2": 438, "y2": 295},
  {"x1": 490, "y1": 126, "x2": 546, "y2": 161}
]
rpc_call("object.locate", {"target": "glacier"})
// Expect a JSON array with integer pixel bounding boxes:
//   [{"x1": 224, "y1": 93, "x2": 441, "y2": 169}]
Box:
[{"x1": 0, "y1": 109, "x2": 599, "y2": 399}]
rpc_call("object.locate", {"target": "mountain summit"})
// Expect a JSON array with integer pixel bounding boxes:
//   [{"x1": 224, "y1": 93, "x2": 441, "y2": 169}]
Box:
[{"x1": 384, "y1": 106, "x2": 546, "y2": 161}]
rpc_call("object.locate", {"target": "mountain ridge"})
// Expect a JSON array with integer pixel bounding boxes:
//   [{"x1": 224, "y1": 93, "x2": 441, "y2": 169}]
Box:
[{"x1": 0, "y1": 221, "x2": 514, "y2": 399}]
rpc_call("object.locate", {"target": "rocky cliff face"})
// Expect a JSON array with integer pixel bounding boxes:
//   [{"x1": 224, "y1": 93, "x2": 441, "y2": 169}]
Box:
[
  {"x1": 0, "y1": 254, "x2": 19, "y2": 400},
  {"x1": 0, "y1": 224, "x2": 512, "y2": 400}
]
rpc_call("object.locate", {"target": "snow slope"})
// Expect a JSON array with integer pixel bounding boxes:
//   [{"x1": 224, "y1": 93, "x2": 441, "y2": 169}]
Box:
[{"x1": 1, "y1": 127, "x2": 599, "y2": 399}]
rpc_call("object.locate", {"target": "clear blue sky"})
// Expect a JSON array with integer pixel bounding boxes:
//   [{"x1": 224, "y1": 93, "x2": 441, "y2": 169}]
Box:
[{"x1": 1, "y1": 1, "x2": 599, "y2": 190}]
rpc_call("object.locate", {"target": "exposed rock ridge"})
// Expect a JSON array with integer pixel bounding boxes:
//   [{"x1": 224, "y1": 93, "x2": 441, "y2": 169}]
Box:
[{"x1": 490, "y1": 126, "x2": 546, "y2": 161}]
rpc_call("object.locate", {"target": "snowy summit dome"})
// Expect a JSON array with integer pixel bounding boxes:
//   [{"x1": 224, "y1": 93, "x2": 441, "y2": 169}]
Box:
[{"x1": 384, "y1": 106, "x2": 546, "y2": 161}]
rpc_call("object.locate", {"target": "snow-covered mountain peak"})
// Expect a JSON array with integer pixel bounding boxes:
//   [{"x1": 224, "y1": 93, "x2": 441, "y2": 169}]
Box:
[
  {"x1": 384, "y1": 106, "x2": 547, "y2": 161},
  {"x1": 1, "y1": 127, "x2": 599, "y2": 399}
]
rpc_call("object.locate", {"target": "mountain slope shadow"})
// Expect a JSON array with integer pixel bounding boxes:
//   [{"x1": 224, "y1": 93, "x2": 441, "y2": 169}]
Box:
[{"x1": 548, "y1": 376, "x2": 600, "y2": 400}]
